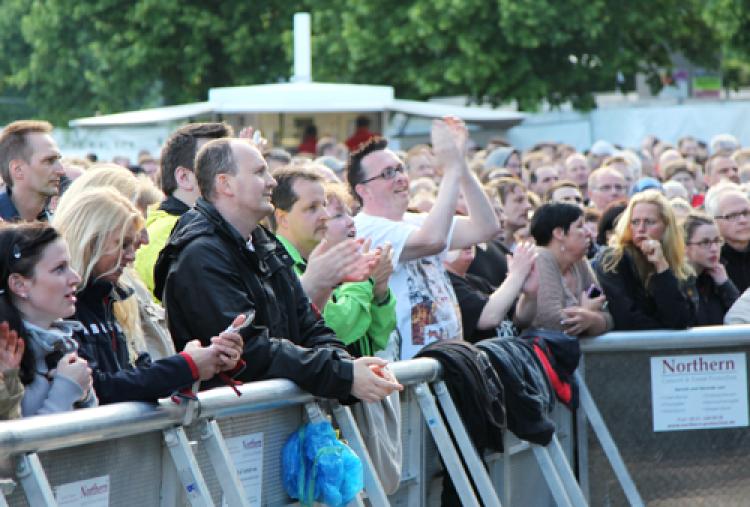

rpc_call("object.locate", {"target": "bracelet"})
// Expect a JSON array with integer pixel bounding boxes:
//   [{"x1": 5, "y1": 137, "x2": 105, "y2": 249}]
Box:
[{"x1": 375, "y1": 290, "x2": 391, "y2": 306}]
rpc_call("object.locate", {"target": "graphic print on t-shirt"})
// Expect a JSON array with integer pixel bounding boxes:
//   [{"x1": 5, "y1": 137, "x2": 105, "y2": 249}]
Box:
[{"x1": 406, "y1": 257, "x2": 462, "y2": 350}]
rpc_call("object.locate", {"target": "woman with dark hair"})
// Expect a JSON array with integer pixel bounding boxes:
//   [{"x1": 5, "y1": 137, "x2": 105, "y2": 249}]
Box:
[
  {"x1": 516, "y1": 202, "x2": 613, "y2": 336},
  {"x1": 0, "y1": 222, "x2": 96, "y2": 416},
  {"x1": 596, "y1": 199, "x2": 628, "y2": 247},
  {"x1": 683, "y1": 213, "x2": 739, "y2": 325}
]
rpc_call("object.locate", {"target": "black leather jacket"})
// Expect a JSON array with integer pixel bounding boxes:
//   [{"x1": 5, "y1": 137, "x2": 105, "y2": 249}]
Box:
[
  {"x1": 154, "y1": 198, "x2": 355, "y2": 402},
  {"x1": 74, "y1": 279, "x2": 195, "y2": 404}
]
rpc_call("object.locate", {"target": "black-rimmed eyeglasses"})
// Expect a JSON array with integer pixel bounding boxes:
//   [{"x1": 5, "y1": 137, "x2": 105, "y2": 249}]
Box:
[{"x1": 360, "y1": 165, "x2": 405, "y2": 185}]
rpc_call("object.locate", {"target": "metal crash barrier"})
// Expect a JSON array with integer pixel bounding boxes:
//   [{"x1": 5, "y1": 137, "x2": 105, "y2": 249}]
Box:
[
  {"x1": 0, "y1": 356, "x2": 585, "y2": 506},
  {"x1": 577, "y1": 324, "x2": 750, "y2": 507},
  {"x1": 13, "y1": 322, "x2": 749, "y2": 506}
]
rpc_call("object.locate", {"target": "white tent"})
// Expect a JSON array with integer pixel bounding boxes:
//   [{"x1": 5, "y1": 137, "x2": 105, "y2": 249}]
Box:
[{"x1": 69, "y1": 81, "x2": 523, "y2": 128}]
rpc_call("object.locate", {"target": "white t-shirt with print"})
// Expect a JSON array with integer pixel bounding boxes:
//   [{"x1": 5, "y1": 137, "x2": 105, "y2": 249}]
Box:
[{"x1": 354, "y1": 212, "x2": 463, "y2": 360}]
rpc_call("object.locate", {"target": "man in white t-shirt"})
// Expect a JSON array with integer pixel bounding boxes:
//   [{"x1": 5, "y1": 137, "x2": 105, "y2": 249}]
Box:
[{"x1": 347, "y1": 118, "x2": 499, "y2": 359}]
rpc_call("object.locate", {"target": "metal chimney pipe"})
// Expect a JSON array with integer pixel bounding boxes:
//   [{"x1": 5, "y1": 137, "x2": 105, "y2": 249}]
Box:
[{"x1": 292, "y1": 12, "x2": 312, "y2": 83}]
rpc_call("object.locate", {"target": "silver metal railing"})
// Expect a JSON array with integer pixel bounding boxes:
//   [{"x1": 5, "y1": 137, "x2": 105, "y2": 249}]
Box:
[{"x1": 577, "y1": 324, "x2": 750, "y2": 506}]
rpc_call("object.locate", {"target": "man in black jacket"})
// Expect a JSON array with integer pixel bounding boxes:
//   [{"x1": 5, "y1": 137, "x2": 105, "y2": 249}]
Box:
[
  {"x1": 154, "y1": 138, "x2": 401, "y2": 402},
  {"x1": 707, "y1": 182, "x2": 750, "y2": 292}
]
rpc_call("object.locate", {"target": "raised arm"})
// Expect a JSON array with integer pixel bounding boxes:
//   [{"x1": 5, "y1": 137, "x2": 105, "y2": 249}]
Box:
[
  {"x1": 450, "y1": 172, "x2": 500, "y2": 250},
  {"x1": 400, "y1": 118, "x2": 465, "y2": 262}
]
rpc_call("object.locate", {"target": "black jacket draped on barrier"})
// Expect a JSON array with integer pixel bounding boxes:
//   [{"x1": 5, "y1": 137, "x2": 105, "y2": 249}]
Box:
[
  {"x1": 153, "y1": 198, "x2": 355, "y2": 402},
  {"x1": 416, "y1": 340, "x2": 506, "y2": 453},
  {"x1": 595, "y1": 249, "x2": 694, "y2": 330},
  {"x1": 477, "y1": 337, "x2": 556, "y2": 446},
  {"x1": 73, "y1": 279, "x2": 195, "y2": 404}
]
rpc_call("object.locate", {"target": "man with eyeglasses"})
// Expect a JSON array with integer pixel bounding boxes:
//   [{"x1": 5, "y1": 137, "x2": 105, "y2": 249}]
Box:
[
  {"x1": 588, "y1": 166, "x2": 628, "y2": 212},
  {"x1": 705, "y1": 181, "x2": 750, "y2": 292},
  {"x1": 347, "y1": 117, "x2": 499, "y2": 360}
]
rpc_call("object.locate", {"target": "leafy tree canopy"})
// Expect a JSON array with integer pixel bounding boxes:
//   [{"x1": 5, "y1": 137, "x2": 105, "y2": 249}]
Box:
[{"x1": 0, "y1": 0, "x2": 747, "y2": 124}]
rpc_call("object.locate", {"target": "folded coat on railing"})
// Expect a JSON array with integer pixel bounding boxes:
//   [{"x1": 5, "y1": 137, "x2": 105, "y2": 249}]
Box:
[
  {"x1": 416, "y1": 340, "x2": 506, "y2": 453},
  {"x1": 477, "y1": 338, "x2": 555, "y2": 446}
]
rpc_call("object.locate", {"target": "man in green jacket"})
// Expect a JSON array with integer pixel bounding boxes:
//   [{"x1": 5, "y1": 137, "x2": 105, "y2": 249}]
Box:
[
  {"x1": 271, "y1": 166, "x2": 396, "y2": 356},
  {"x1": 135, "y1": 122, "x2": 233, "y2": 299}
]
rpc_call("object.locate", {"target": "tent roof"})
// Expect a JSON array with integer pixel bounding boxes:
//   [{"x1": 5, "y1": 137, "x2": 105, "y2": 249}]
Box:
[
  {"x1": 69, "y1": 102, "x2": 212, "y2": 127},
  {"x1": 209, "y1": 82, "x2": 395, "y2": 113},
  {"x1": 69, "y1": 81, "x2": 523, "y2": 127}
]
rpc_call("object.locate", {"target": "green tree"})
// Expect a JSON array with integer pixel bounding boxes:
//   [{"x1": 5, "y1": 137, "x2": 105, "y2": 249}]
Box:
[
  {"x1": 1, "y1": 0, "x2": 747, "y2": 124},
  {"x1": 0, "y1": 0, "x2": 305, "y2": 124},
  {"x1": 311, "y1": 0, "x2": 721, "y2": 109}
]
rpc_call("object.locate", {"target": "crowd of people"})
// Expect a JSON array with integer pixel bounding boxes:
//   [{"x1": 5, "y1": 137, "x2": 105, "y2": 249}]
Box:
[{"x1": 0, "y1": 115, "x2": 748, "y2": 421}]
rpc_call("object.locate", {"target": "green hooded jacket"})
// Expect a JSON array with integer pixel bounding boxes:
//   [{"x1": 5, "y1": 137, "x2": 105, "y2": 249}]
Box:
[{"x1": 277, "y1": 235, "x2": 396, "y2": 356}]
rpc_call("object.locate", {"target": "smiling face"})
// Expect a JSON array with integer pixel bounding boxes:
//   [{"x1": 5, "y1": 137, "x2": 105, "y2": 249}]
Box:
[
  {"x1": 357, "y1": 149, "x2": 409, "y2": 220},
  {"x1": 279, "y1": 178, "x2": 329, "y2": 256},
  {"x1": 324, "y1": 196, "x2": 356, "y2": 246},
  {"x1": 12, "y1": 238, "x2": 81, "y2": 326}
]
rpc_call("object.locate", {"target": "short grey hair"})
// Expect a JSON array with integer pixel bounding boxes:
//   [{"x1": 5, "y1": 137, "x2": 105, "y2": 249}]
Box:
[
  {"x1": 704, "y1": 180, "x2": 746, "y2": 217},
  {"x1": 194, "y1": 138, "x2": 237, "y2": 201}
]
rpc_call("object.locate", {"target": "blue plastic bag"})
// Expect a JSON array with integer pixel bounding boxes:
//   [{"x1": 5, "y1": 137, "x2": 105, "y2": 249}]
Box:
[{"x1": 282, "y1": 420, "x2": 364, "y2": 506}]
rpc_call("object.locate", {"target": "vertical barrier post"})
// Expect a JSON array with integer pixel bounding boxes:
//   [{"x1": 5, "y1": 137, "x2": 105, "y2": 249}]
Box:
[
  {"x1": 330, "y1": 402, "x2": 391, "y2": 507},
  {"x1": 0, "y1": 479, "x2": 15, "y2": 507},
  {"x1": 574, "y1": 371, "x2": 644, "y2": 507},
  {"x1": 413, "y1": 382, "x2": 481, "y2": 507},
  {"x1": 199, "y1": 419, "x2": 251, "y2": 507},
  {"x1": 546, "y1": 435, "x2": 588, "y2": 506},
  {"x1": 16, "y1": 453, "x2": 56, "y2": 507},
  {"x1": 164, "y1": 426, "x2": 215, "y2": 507},
  {"x1": 530, "y1": 445, "x2": 574, "y2": 507},
  {"x1": 431, "y1": 381, "x2": 502, "y2": 507},
  {"x1": 575, "y1": 359, "x2": 590, "y2": 502},
  {"x1": 161, "y1": 444, "x2": 182, "y2": 507}
]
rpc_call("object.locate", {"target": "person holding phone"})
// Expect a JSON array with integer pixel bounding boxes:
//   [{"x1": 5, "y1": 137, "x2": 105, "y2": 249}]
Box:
[
  {"x1": 515, "y1": 202, "x2": 613, "y2": 336},
  {"x1": 53, "y1": 188, "x2": 244, "y2": 404},
  {"x1": 596, "y1": 190, "x2": 696, "y2": 330}
]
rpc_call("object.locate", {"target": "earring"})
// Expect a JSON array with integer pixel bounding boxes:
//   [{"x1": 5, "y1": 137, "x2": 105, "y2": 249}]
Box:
[{"x1": 560, "y1": 245, "x2": 566, "y2": 252}]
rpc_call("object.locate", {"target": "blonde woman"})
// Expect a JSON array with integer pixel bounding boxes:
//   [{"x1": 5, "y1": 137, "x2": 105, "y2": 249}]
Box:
[
  {"x1": 595, "y1": 189, "x2": 696, "y2": 330},
  {"x1": 56, "y1": 165, "x2": 174, "y2": 360},
  {"x1": 52, "y1": 188, "x2": 243, "y2": 404}
]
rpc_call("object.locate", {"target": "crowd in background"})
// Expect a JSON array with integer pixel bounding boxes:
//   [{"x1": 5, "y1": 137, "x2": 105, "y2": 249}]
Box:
[{"x1": 0, "y1": 114, "x2": 749, "y2": 422}]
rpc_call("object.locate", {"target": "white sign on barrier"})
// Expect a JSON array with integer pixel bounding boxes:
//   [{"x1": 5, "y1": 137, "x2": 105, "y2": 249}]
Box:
[
  {"x1": 651, "y1": 352, "x2": 748, "y2": 432},
  {"x1": 222, "y1": 432, "x2": 264, "y2": 506},
  {"x1": 54, "y1": 475, "x2": 110, "y2": 507}
]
